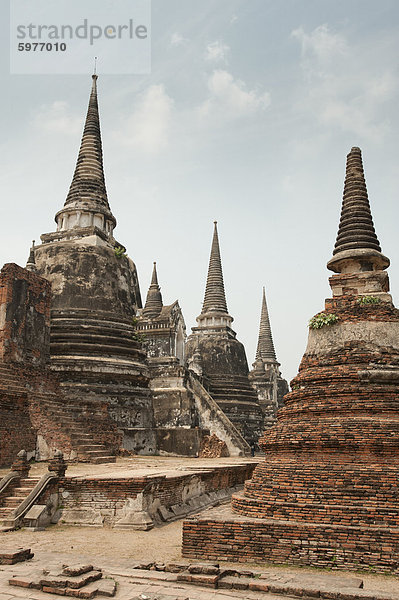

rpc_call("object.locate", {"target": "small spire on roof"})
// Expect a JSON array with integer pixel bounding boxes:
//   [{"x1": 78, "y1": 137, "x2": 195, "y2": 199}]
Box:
[
  {"x1": 26, "y1": 240, "x2": 37, "y2": 272},
  {"x1": 143, "y1": 262, "x2": 163, "y2": 318}
]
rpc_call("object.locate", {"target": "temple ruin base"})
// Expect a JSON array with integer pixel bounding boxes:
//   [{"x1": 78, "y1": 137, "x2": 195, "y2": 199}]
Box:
[{"x1": 182, "y1": 503, "x2": 399, "y2": 574}]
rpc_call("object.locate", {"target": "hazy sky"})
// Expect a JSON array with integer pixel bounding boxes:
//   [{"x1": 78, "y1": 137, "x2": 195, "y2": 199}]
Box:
[{"x1": 1, "y1": 0, "x2": 398, "y2": 383}]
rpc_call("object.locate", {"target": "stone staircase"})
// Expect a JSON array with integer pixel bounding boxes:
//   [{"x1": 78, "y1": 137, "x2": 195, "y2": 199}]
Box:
[
  {"x1": 208, "y1": 375, "x2": 264, "y2": 442},
  {"x1": 0, "y1": 476, "x2": 40, "y2": 530},
  {"x1": 32, "y1": 393, "x2": 118, "y2": 464},
  {"x1": 0, "y1": 364, "x2": 28, "y2": 396},
  {"x1": 1, "y1": 362, "x2": 118, "y2": 464}
]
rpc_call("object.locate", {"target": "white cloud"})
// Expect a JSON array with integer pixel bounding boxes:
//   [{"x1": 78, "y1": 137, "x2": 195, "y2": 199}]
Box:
[
  {"x1": 170, "y1": 32, "x2": 188, "y2": 47},
  {"x1": 291, "y1": 24, "x2": 398, "y2": 142},
  {"x1": 32, "y1": 101, "x2": 81, "y2": 136},
  {"x1": 292, "y1": 24, "x2": 347, "y2": 67},
  {"x1": 198, "y1": 70, "x2": 271, "y2": 120},
  {"x1": 205, "y1": 41, "x2": 230, "y2": 63},
  {"x1": 115, "y1": 85, "x2": 174, "y2": 154}
]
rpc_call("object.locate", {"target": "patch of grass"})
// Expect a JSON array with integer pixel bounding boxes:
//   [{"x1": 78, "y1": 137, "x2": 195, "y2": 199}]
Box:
[
  {"x1": 309, "y1": 313, "x2": 339, "y2": 329},
  {"x1": 356, "y1": 295, "x2": 381, "y2": 305}
]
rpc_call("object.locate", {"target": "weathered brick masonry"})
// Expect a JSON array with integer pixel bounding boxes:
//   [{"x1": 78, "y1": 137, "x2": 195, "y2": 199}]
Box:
[
  {"x1": 183, "y1": 506, "x2": 399, "y2": 572},
  {"x1": 0, "y1": 263, "x2": 51, "y2": 465},
  {"x1": 182, "y1": 147, "x2": 399, "y2": 573},
  {"x1": 0, "y1": 262, "x2": 51, "y2": 364},
  {"x1": 0, "y1": 262, "x2": 121, "y2": 466}
]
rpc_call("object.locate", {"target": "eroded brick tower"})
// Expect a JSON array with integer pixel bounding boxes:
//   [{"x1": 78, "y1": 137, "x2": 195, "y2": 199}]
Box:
[
  {"x1": 186, "y1": 222, "x2": 264, "y2": 444},
  {"x1": 34, "y1": 75, "x2": 154, "y2": 454},
  {"x1": 183, "y1": 148, "x2": 399, "y2": 573}
]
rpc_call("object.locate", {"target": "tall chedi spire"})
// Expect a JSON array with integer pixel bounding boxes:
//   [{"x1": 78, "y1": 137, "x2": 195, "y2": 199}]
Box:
[
  {"x1": 202, "y1": 221, "x2": 228, "y2": 314},
  {"x1": 255, "y1": 287, "x2": 276, "y2": 362},
  {"x1": 54, "y1": 74, "x2": 116, "y2": 240},
  {"x1": 186, "y1": 221, "x2": 264, "y2": 444},
  {"x1": 143, "y1": 262, "x2": 163, "y2": 318},
  {"x1": 332, "y1": 147, "x2": 382, "y2": 255},
  {"x1": 196, "y1": 222, "x2": 233, "y2": 329},
  {"x1": 327, "y1": 147, "x2": 391, "y2": 302}
]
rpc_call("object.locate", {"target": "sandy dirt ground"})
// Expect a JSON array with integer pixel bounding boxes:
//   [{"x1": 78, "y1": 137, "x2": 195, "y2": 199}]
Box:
[{"x1": 1, "y1": 456, "x2": 399, "y2": 595}]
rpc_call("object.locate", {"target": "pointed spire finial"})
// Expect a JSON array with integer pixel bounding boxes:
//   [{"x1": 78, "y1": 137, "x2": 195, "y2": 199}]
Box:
[
  {"x1": 255, "y1": 287, "x2": 276, "y2": 362},
  {"x1": 26, "y1": 240, "x2": 37, "y2": 273},
  {"x1": 54, "y1": 74, "x2": 116, "y2": 238},
  {"x1": 201, "y1": 221, "x2": 229, "y2": 315},
  {"x1": 93, "y1": 56, "x2": 97, "y2": 75},
  {"x1": 327, "y1": 147, "x2": 389, "y2": 274},
  {"x1": 143, "y1": 261, "x2": 163, "y2": 318},
  {"x1": 151, "y1": 262, "x2": 158, "y2": 286}
]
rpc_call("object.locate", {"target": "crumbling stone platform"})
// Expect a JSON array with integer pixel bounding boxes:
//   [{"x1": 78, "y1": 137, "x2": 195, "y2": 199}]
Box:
[
  {"x1": 0, "y1": 456, "x2": 258, "y2": 531},
  {"x1": 58, "y1": 459, "x2": 256, "y2": 530}
]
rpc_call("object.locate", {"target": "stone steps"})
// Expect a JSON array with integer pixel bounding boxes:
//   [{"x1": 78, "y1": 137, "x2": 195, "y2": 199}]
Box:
[
  {"x1": 0, "y1": 367, "x2": 28, "y2": 394},
  {"x1": 51, "y1": 341, "x2": 142, "y2": 358},
  {"x1": 0, "y1": 477, "x2": 41, "y2": 528},
  {"x1": 2, "y1": 497, "x2": 25, "y2": 508},
  {"x1": 31, "y1": 394, "x2": 117, "y2": 464},
  {"x1": 0, "y1": 365, "x2": 117, "y2": 465},
  {"x1": 86, "y1": 455, "x2": 116, "y2": 464},
  {"x1": 76, "y1": 444, "x2": 108, "y2": 452}
]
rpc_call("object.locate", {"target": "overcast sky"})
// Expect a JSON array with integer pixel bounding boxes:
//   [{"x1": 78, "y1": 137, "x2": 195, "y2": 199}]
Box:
[{"x1": 1, "y1": 0, "x2": 398, "y2": 383}]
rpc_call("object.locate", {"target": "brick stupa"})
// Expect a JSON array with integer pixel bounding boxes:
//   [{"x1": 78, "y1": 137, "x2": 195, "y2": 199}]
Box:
[{"x1": 183, "y1": 148, "x2": 399, "y2": 573}]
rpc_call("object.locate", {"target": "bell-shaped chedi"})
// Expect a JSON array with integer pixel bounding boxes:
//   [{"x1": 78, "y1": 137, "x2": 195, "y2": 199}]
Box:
[
  {"x1": 249, "y1": 287, "x2": 289, "y2": 426},
  {"x1": 34, "y1": 75, "x2": 153, "y2": 456},
  {"x1": 186, "y1": 222, "x2": 264, "y2": 444},
  {"x1": 182, "y1": 148, "x2": 399, "y2": 573}
]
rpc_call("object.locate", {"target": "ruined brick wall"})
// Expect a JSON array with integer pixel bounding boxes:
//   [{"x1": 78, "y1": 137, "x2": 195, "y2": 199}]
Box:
[
  {"x1": 0, "y1": 263, "x2": 51, "y2": 365},
  {"x1": 0, "y1": 263, "x2": 121, "y2": 466},
  {"x1": 0, "y1": 264, "x2": 52, "y2": 466},
  {"x1": 0, "y1": 384, "x2": 35, "y2": 466},
  {"x1": 199, "y1": 434, "x2": 229, "y2": 458}
]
